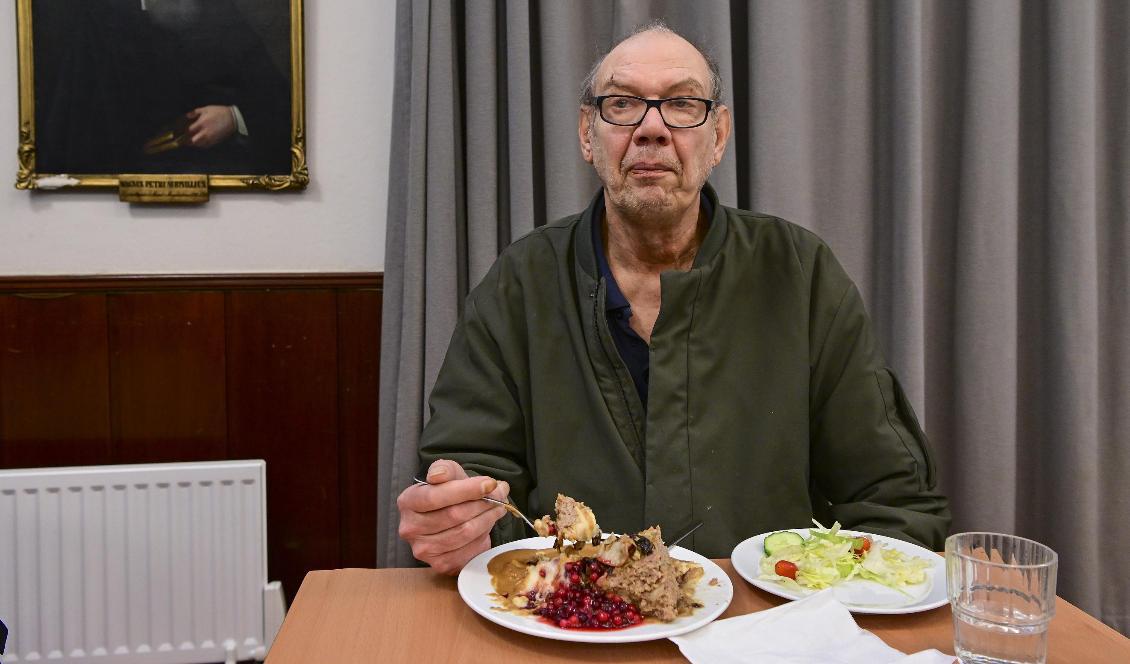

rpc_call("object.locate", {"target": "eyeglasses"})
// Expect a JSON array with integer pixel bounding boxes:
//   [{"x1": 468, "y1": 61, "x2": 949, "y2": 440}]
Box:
[{"x1": 591, "y1": 95, "x2": 717, "y2": 129}]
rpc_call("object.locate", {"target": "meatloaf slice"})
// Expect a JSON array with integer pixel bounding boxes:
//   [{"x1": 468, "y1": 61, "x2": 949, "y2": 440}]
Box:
[{"x1": 597, "y1": 527, "x2": 682, "y2": 621}]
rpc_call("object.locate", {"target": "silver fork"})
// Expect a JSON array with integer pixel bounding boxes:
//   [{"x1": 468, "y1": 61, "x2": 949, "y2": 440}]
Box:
[{"x1": 412, "y1": 477, "x2": 537, "y2": 532}]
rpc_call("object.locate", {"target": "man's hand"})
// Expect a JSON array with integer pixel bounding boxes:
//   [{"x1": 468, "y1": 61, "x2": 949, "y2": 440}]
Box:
[
  {"x1": 185, "y1": 106, "x2": 237, "y2": 148},
  {"x1": 397, "y1": 459, "x2": 510, "y2": 575}
]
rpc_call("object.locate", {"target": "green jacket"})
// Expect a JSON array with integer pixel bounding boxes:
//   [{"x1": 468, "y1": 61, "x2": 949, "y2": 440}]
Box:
[{"x1": 420, "y1": 185, "x2": 950, "y2": 556}]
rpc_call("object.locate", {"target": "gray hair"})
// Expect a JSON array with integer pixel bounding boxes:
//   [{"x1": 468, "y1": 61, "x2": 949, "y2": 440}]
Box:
[{"x1": 579, "y1": 19, "x2": 724, "y2": 106}]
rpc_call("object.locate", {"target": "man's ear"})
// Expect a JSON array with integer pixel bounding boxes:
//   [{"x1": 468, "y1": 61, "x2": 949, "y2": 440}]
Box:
[
  {"x1": 711, "y1": 104, "x2": 732, "y2": 167},
  {"x1": 578, "y1": 107, "x2": 594, "y2": 164}
]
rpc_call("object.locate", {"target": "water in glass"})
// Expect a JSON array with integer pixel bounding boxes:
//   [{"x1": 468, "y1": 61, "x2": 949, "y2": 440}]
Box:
[
  {"x1": 946, "y1": 532, "x2": 1058, "y2": 664},
  {"x1": 953, "y1": 604, "x2": 1049, "y2": 664}
]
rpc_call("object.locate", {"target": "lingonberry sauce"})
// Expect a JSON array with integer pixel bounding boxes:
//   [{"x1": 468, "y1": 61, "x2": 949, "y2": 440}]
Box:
[{"x1": 528, "y1": 557, "x2": 643, "y2": 631}]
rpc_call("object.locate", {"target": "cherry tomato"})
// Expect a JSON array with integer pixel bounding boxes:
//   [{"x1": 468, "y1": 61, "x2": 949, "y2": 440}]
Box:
[
  {"x1": 852, "y1": 536, "x2": 872, "y2": 557},
  {"x1": 774, "y1": 560, "x2": 798, "y2": 579}
]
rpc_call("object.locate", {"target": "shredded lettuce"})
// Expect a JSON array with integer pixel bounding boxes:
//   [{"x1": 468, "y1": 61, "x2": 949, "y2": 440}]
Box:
[{"x1": 758, "y1": 521, "x2": 930, "y2": 594}]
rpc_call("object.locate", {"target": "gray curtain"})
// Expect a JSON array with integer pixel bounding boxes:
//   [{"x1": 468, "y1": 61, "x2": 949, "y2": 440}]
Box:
[{"x1": 379, "y1": 0, "x2": 1129, "y2": 634}]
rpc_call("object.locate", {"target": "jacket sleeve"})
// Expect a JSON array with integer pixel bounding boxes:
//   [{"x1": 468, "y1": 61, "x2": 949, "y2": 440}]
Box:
[
  {"x1": 804, "y1": 238, "x2": 951, "y2": 550},
  {"x1": 417, "y1": 289, "x2": 531, "y2": 545}
]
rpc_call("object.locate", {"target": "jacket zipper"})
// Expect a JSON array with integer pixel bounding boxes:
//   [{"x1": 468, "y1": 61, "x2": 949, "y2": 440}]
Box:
[{"x1": 590, "y1": 280, "x2": 647, "y2": 465}]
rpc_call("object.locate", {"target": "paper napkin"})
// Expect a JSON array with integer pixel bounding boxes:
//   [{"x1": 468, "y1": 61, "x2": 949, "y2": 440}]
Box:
[{"x1": 669, "y1": 590, "x2": 955, "y2": 664}]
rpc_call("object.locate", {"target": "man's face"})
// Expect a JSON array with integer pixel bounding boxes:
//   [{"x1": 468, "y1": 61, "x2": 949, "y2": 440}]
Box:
[{"x1": 579, "y1": 30, "x2": 731, "y2": 219}]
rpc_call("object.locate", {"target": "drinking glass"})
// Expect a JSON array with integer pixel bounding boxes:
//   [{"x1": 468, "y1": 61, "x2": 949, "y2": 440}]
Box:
[{"x1": 945, "y1": 532, "x2": 1058, "y2": 664}]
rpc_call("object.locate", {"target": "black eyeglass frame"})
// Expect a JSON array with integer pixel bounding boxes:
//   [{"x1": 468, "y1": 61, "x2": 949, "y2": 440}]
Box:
[{"x1": 590, "y1": 95, "x2": 718, "y2": 129}]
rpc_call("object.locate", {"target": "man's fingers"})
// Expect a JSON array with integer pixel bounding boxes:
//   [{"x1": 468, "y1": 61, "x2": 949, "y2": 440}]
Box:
[
  {"x1": 412, "y1": 506, "x2": 504, "y2": 565},
  {"x1": 425, "y1": 459, "x2": 468, "y2": 484},
  {"x1": 399, "y1": 493, "x2": 495, "y2": 538},
  {"x1": 486, "y1": 480, "x2": 510, "y2": 503},
  {"x1": 187, "y1": 116, "x2": 206, "y2": 135},
  {"x1": 396, "y1": 463, "x2": 511, "y2": 563},
  {"x1": 403, "y1": 476, "x2": 497, "y2": 513},
  {"x1": 427, "y1": 533, "x2": 493, "y2": 576}
]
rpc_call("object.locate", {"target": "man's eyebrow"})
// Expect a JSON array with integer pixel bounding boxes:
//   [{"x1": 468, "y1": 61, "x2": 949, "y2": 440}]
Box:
[
  {"x1": 663, "y1": 77, "x2": 707, "y2": 95},
  {"x1": 599, "y1": 77, "x2": 708, "y2": 96}
]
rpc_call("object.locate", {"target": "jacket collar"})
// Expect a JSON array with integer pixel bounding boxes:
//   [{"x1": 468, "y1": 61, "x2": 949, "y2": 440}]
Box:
[{"x1": 576, "y1": 182, "x2": 727, "y2": 280}]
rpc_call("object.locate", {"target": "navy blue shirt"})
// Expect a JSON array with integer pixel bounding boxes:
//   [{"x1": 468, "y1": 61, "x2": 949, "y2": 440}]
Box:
[{"x1": 592, "y1": 193, "x2": 713, "y2": 410}]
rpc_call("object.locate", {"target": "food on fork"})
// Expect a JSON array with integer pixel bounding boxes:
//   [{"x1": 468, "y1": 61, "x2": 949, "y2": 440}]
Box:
[
  {"x1": 489, "y1": 494, "x2": 703, "y2": 629},
  {"x1": 532, "y1": 494, "x2": 600, "y2": 544},
  {"x1": 531, "y1": 515, "x2": 556, "y2": 537}
]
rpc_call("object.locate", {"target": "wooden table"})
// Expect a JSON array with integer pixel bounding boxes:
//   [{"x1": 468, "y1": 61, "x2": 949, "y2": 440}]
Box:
[{"x1": 266, "y1": 562, "x2": 1130, "y2": 663}]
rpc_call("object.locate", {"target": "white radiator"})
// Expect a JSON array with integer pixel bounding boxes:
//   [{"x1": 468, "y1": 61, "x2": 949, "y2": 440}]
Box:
[{"x1": 0, "y1": 460, "x2": 286, "y2": 663}]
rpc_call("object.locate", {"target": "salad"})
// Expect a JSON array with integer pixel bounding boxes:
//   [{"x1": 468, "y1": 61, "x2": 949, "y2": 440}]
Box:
[{"x1": 758, "y1": 521, "x2": 930, "y2": 594}]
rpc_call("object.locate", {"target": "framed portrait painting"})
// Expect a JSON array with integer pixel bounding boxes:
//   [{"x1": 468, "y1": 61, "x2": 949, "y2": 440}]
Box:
[{"x1": 15, "y1": 0, "x2": 307, "y2": 198}]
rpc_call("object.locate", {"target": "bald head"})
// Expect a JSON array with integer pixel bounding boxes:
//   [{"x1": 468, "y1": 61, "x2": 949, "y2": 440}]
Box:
[
  {"x1": 576, "y1": 21, "x2": 732, "y2": 227},
  {"x1": 580, "y1": 22, "x2": 723, "y2": 105}
]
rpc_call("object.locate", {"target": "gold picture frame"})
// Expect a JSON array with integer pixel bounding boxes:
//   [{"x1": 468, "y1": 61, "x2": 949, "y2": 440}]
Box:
[{"x1": 15, "y1": 0, "x2": 307, "y2": 195}]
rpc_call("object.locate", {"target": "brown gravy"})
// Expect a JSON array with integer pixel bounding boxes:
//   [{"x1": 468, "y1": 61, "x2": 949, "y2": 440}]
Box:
[{"x1": 486, "y1": 548, "x2": 542, "y2": 598}]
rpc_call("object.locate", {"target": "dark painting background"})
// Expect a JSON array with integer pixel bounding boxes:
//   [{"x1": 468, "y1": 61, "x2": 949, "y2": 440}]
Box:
[{"x1": 32, "y1": 0, "x2": 293, "y2": 176}]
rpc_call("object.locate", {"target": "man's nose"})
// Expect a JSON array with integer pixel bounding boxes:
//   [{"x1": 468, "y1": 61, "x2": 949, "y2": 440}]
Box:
[{"x1": 633, "y1": 105, "x2": 671, "y2": 146}]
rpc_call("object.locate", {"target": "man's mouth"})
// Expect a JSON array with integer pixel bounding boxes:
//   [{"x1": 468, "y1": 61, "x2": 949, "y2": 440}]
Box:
[{"x1": 626, "y1": 162, "x2": 675, "y2": 178}]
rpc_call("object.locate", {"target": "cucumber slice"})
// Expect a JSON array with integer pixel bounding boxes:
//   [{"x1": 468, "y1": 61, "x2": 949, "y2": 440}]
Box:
[{"x1": 763, "y1": 531, "x2": 804, "y2": 555}]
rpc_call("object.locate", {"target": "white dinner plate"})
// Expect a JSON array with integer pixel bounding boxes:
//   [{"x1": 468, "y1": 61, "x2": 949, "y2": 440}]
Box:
[
  {"x1": 457, "y1": 536, "x2": 734, "y2": 643},
  {"x1": 730, "y1": 528, "x2": 947, "y2": 615}
]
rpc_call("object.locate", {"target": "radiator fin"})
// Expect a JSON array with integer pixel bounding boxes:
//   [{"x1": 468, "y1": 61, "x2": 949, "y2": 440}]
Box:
[{"x1": 0, "y1": 461, "x2": 269, "y2": 663}]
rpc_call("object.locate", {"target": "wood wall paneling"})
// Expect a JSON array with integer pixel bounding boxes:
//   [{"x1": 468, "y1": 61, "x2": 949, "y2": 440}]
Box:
[
  {"x1": 0, "y1": 294, "x2": 112, "y2": 468},
  {"x1": 0, "y1": 274, "x2": 382, "y2": 605},
  {"x1": 108, "y1": 292, "x2": 227, "y2": 463},
  {"x1": 226, "y1": 290, "x2": 343, "y2": 601},
  {"x1": 337, "y1": 289, "x2": 381, "y2": 569},
  {"x1": 0, "y1": 274, "x2": 382, "y2": 292}
]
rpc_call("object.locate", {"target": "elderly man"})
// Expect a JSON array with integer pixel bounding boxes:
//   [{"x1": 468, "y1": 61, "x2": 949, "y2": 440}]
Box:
[{"x1": 397, "y1": 23, "x2": 949, "y2": 574}]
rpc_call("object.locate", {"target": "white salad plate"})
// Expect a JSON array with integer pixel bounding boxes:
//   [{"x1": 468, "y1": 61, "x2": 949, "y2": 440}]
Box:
[
  {"x1": 457, "y1": 535, "x2": 734, "y2": 643},
  {"x1": 730, "y1": 528, "x2": 948, "y2": 615}
]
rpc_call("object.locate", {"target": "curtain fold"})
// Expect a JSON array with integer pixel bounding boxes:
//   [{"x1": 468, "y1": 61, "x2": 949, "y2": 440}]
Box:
[{"x1": 379, "y1": 0, "x2": 1129, "y2": 633}]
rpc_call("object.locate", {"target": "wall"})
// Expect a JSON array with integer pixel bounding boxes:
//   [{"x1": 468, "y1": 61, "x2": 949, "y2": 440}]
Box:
[
  {"x1": 0, "y1": 0, "x2": 395, "y2": 275},
  {"x1": 0, "y1": 274, "x2": 382, "y2": 603}
]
